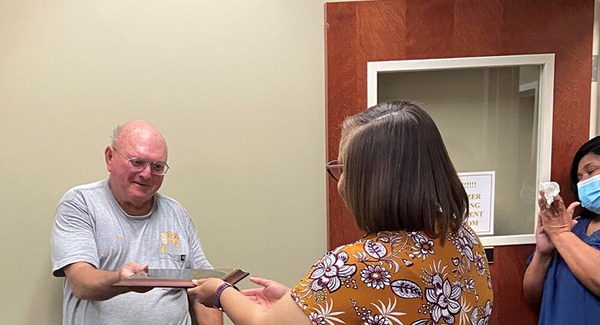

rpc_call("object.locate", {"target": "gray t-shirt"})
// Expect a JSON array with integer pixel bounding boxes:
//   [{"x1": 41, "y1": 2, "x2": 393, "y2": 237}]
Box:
[{"x1": 50, "y1": 179, "x2": 212, "y2": 325}]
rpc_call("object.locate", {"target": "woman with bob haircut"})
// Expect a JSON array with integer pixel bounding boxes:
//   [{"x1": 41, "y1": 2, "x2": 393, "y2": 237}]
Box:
[
  {"x1": 188, "y1": 101, "x2": 493, "y2": 325},
  {"x1": 523, "y1": 135, "x2": 600, "y2": 324}
]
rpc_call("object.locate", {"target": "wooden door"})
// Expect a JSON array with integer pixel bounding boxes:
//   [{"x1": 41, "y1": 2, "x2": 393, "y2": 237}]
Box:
[{"x1": 325, "y1": 1, "x2": 594, "y2": 324}]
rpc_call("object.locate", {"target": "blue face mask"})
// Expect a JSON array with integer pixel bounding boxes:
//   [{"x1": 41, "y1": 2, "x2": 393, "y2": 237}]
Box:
[{"x1": 577, "y1": 173, "x2": 600, "y2": 214}]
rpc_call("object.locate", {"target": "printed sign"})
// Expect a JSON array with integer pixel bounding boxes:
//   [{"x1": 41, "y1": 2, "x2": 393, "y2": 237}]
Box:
[{"x1": 458, "y1": 171, "x2": 495, "y2": 236}]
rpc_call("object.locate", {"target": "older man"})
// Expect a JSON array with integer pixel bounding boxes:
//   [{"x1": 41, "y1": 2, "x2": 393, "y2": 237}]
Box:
[{"x1": 51, "y1": 120, "x2": 221, "y2": 325}]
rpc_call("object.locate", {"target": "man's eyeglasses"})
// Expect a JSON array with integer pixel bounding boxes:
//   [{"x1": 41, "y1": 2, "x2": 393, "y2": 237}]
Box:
[
  {"x1": 326, "y1": 160, "x2": 343, "y2": 182},
  {"x1": 112, "y1": 147, "x2": 170, "y2": 176}
]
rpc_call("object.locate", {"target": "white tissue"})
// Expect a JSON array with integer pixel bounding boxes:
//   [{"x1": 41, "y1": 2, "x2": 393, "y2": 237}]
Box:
[{"x1": 540, "y1": 181, "x2": 560, "y2": 207}]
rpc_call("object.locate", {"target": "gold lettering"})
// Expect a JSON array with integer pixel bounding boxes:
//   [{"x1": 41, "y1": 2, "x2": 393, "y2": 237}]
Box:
[
  {"x1": 467, "y1": 194, "x2": 481, "y2": 200},
  {"x1": 469, "y1": 211, "x2": 483, "y2": 217}
]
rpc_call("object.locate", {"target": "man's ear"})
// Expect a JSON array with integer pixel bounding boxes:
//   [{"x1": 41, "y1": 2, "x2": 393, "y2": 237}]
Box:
[{"x1": 105, "y1": 146, "x2": 113, "y2": 172}]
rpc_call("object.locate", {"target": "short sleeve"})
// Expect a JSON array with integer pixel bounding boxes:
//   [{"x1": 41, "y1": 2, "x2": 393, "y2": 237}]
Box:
[
  {"x1": 50, "y1": 196, "x2": 100, "y2": 277},
  {"x1": 184, "y1": 211, "x2": 212, "y2": 270},
  {"x1": 526, "y1": 251, "x2": 534, "y2": 266},
  {"x1": 290, "y1": 248, "x2": 361, "y2": 324}
]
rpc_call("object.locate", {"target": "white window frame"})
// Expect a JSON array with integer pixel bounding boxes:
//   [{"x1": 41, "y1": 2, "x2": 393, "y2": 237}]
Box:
[{"x1": 367, "y1": 54, "x2": 555, "y2": 246}]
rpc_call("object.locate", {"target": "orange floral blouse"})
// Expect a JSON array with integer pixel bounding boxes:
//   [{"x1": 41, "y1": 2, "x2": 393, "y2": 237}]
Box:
[{"x1": 291, "y1": 225, "x2": 493, "y2": 325}]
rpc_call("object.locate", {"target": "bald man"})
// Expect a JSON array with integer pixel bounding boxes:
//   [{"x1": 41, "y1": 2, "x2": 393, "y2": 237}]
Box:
[{"x1": 51, "y1": 121, "x2": 222, "y2": 325}]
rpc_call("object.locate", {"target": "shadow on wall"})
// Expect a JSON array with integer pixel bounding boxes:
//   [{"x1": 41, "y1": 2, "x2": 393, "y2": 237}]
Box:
[{"x1": 28, "y1": 260, "x2": 63, "y2": 324}]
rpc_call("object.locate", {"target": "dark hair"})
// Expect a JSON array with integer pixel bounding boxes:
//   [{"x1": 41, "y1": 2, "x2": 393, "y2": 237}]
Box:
[
  {"x1": 340, "y1": 101, "x2": 468, "y2": 240},
  {"x1": 569, "y1": 135, "x2": 600, "y2": 209}
]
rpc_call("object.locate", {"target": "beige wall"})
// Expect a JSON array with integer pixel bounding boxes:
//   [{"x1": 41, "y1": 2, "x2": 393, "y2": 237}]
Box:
[{"x1": 0, "y1": 1, "x2": 329, "y2": 323}]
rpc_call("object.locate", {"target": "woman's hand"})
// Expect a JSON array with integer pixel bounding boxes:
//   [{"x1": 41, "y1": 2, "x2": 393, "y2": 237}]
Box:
[
  {"x1": 241, "y1": 277, "x2": 290, "y2": 308},
  {"x1": 537, "y1": 191, "x2": 600, "y2": 296},
  {"x1": 187, "y1": 277, "x2": 226, "y2": 308},
  {"x1": 538, "y1": 190, "x2": 579, "y2": 240},
  {"x1": 534, "y1": 211, "x2": 555, "y2": 256}
]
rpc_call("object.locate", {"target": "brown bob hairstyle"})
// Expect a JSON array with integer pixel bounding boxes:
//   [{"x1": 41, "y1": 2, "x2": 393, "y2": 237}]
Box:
[{"x1": 339, "y1": 101, "x2": 468, "y2": 240}]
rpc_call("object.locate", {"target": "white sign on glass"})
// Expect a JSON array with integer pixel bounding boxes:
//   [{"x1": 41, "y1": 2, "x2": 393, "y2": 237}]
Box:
[{"x1": 458, "y1": 171, "x2": 495, "y2": 236}]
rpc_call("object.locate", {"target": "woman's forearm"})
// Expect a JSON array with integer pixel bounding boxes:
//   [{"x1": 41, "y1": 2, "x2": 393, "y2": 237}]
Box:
[
  {"x1": 523, "y1": 250, "x2": 553, "y2": 304},
  {"x1": 552, "y1": 232, "x2": 600, "y2": 296},
  {"x1": 220, "y1": 289, "x2": 310, "y2": 325}
]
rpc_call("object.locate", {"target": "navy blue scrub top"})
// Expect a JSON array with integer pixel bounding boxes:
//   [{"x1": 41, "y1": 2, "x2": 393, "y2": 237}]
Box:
[{"x1": 527, "y1": 215, "x2": 600, "y2": 325}]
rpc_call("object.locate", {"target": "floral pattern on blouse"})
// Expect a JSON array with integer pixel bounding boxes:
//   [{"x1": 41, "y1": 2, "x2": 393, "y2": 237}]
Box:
[{"x1": 291, "y1": 225, "x2": 493, "y2": 325}]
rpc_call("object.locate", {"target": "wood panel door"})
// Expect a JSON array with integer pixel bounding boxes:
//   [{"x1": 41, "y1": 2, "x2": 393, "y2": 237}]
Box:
[{"x1": 325, "y1": 1, "x2": 594, "y2": 324}]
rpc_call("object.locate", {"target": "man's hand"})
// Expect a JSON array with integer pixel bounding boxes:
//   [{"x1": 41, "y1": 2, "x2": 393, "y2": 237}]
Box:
[
  {"x1": 64, "y1": 261, "x2": 151, "y2": 300},
  {"x1": 119, "y1": 261, "x2": 152, "y2": 293},
  {"x1": 119, "y1": 261, "x2": 148, "y2": 278}
]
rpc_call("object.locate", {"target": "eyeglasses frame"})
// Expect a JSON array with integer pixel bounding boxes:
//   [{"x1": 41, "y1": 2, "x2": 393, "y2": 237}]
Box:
[
  {"x1": 111, "y1": 146, "x2": 170, "y2": 176},
  {"x1": 326, "y1": 159, "x2": 343, "y2": 182}
]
